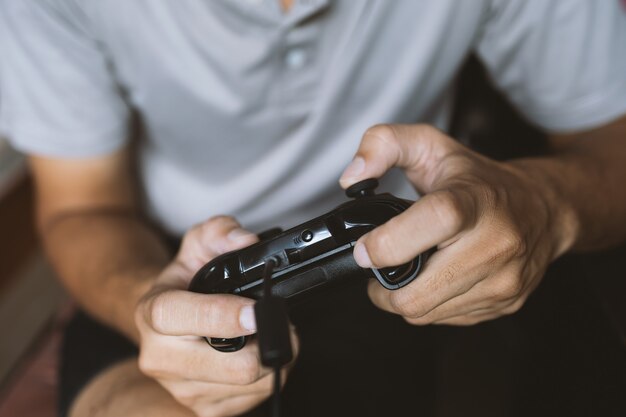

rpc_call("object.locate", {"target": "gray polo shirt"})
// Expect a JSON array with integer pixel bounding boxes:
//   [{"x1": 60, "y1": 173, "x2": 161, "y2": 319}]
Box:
[{"x1": 2, "y1": 0, "x2": 626, "y2": 236}]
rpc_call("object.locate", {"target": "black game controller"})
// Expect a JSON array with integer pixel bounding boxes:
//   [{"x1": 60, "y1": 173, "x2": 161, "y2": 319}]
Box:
[{"x1": 188, "y1": 178, "x2": 432, "y2": 352}]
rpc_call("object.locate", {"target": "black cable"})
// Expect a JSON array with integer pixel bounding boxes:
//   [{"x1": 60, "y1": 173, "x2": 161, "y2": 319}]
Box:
[
  {"x1": 272, "y1": 367, "x2": 281, "y2": 417},
  {"x1": 257, "y1": 256, "x2": 289, "y2": 417},
  {"x1": 263, "y1": 257, "x2": 277, "y2": 299}
]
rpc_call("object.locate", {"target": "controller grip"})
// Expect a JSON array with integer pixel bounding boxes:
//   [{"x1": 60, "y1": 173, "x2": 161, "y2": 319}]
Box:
[
  {"x1": 198, "y1": 248, "x2": 429, "y2": 352},
  {"x1": 203, "y1": 249, "x2": 366, "y2": 351}
]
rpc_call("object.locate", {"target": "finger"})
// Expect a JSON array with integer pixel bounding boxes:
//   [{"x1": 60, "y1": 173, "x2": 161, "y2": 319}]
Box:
[
  {"x1": 194, "y1": 367, "x2": 292, "y2": 416},
  {"x1": 431, "y1": 305, "x2": 519, "y2": 326},
  {"x1": 195, "y1": 392, "x2": 270, "y2": 417},
  {"x1": 178, "y1": 330, "x2": 295, "y2": 384},
  {"x1": 404, "y1": 266, "x2": 529, "y2": 324},
  {"x1": 366, "y1": 236, "x2": 494, "y2": 319},
  {"x1": 178, "y1": 216, "x2": 258, "y2": 271},
  {"x1": 162, "y1": 363, "x2": 294, "y2": 409},
  {"x1": 339, "y1": 124, "x2": 463, "y2": 192},
  {"x1": 140, "y1": 337, "x2": 271, "y2": 384},
  {"x1": 160, "y1": 370, "x2": 275, "y2": 405},
  {"x1": 431, "y1": 311, "x2": 500, "y2": 326},
  {"x1": 143, "y1": 290, "x2": 257, "y2": 337},
  {"x1": 434, "y1": 295, "x2": 527, "y2": 325},
  {"x1": 352, "y1": 187, "x2": 477, "y2": 268},
  {"x1": 140, "y1": 315, "x2": 299, "y2": 383}
]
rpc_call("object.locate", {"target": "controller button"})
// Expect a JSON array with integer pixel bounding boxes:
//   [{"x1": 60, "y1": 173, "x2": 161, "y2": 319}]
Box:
[
  {"x1": 346, "y1": 178, "x2": 379, "y2": 199},
  {"x1": 379, "y1": 262, "x2": 415, "y2": 285},
  {"x1": 301, "y1": 230, "x2": 314, "y2": 242}
]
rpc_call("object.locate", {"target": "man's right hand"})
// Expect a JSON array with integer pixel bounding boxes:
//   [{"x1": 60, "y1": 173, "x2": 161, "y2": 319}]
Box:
[{"x1": 135, "y1": 216, "x2": 299, "y2": 417}]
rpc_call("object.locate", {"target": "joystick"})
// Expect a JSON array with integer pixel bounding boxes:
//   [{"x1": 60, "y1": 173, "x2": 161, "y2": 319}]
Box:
[
  {"x1": 345, "y1": 178, "x2": 378, "y2": 198},
  {"x1": 188, "y1": 179, "x2": 433, "y2": 351}
]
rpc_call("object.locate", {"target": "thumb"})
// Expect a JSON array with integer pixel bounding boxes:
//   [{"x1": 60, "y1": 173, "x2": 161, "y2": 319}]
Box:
[
  {"x1": 141, "y1": 289, "x2": 258, "y2": 338},
  {"x1": 339, "y1": 124, "x2": 462, "y2": 192}
]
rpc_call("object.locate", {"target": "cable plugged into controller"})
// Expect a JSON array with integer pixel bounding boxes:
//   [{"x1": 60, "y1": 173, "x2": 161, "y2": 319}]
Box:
[
  {"x1": 255, "y1": 256, "x2": 293, "y2": 417},
  {"x1": 190, "y1": 178, "x2": 431, "y2": 353}
]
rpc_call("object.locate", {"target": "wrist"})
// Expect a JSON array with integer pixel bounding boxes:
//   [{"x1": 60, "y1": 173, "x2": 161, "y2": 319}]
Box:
[{"x1": 506, "y1": 158, "x2": 580, "y2": 259}]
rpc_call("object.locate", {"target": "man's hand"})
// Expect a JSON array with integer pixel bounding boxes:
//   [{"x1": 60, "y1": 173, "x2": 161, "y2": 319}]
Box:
[
  {"x1": 339, "y1": 124, "x2": 576, "y2": 325},
  {"x1": 135, "y1": 216, "x2": 299, "y2": 417}
]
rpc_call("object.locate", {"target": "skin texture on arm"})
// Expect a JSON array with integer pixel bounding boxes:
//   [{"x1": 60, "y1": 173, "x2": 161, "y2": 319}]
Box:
[
  {"x1": 339, "y1": 114, "x2": 626, "y2": 326},
  {"x1": 30, "y1": 146, "x2": 299, "y2": 416},
  {"x1": 30, "y1": 146, "x2": 170, "y2": 341}
]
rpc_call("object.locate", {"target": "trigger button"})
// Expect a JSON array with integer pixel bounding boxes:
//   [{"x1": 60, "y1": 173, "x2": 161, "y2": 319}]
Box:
[{"x1": 379, "y1": 262, "x2": 415, "y2": 285}]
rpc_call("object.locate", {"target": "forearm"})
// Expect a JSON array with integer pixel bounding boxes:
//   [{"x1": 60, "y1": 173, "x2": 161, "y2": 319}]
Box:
[
  {"x1": 509, "y1": 116, "x2": 626, "y2": 254},
  {"x1": 41, "y1": 210, "x2": 172, "y2": 342}
]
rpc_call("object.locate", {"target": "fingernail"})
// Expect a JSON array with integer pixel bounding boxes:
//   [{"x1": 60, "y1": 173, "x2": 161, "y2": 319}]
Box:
[
  {"x1": 228, "y1": 228, "x2": 255, "y2": 242},
  {"x1": 340, "y1": 156, "x2": 365, "y2": 182},
  {"x1": 239, "y1": 305, "x2": 257, "y2": 332},
  {"x1": 353, "y1": 242, "x2": 372, "y2": 268}
]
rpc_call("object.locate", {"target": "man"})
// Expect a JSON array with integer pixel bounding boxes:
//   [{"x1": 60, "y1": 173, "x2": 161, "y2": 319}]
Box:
[{"x1": 1, "y1": 0, "x2": 625, "y2": 416}]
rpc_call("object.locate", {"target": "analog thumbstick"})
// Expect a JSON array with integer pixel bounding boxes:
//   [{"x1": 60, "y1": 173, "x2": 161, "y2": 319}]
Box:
[{"x1": 346, "y1": 178, "x2": 379, "y2": 199}]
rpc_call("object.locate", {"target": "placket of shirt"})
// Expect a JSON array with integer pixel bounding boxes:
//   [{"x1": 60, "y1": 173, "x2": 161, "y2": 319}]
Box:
[{"x1": 264, "y1": 0, "x2": 330, "y2": 106}]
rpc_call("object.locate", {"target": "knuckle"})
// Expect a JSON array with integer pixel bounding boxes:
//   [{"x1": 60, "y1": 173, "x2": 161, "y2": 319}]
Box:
[
  {"x1": 492, "y1": 275, "x2": 523, "y2": 300},
  {"x1": 430, "y1": 191, "x2": 466, "y2": 234},
  {"x1": 206, "y1": 214, "x2": 236, "y2": 227},
  {"x1": 183, "y1": 223, "x2": 203, "y2": 241},
  {"x1": 138, "y1": 350, "x2": 162, "y2": 377},
  {"x1": 200, "y1": 215, "x2": 235, "y2": 237},
  {"x1": 414, "y1": 123, "x2": 439, "y2": 139},
  {"x1": 389, "y1": 290, "x2": 421, "y2": 318},
  {"x1": 428, "y1": 262, "x2": 462, "y2": 294},
  {"x1": 148, "y1": 292, "x2": 171, "y2": 334},
  {"x1": 475, "y1": 183, "x2": 499, "y2": 211},
  {"x1": 498, "y1": 228, "x2": 527, "y2": 259},
  {"x1": 178, "y1": 229, "x2": 200, "y2": 257},
  {"x1": 181, "y1": 219, "x2": 215, "y2": 246},
  {"x1": 364, "y1": 124, "x2": 399, "y2": 147},
  {"x1": 187, "y1": 216, "x2": 237, "y2": 239}
]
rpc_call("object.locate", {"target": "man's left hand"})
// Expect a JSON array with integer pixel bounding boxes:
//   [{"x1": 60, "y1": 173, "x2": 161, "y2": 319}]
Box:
[{"x1": 340, "y1": 124, "x2": 574, "y2": 325}]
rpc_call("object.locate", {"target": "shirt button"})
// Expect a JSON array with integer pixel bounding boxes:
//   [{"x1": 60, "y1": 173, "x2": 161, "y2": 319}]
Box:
[{"x1": 285, "y1": 48, "x2": 307, "y2": 69}]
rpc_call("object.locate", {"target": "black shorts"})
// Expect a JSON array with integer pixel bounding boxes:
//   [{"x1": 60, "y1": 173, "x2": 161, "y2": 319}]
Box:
[
  {"x1": 59, "y1": 255, "x2": 626, "y2": 417},
  {"x1": 58, "y1": 310, "x2": 139, "y2": 417}
]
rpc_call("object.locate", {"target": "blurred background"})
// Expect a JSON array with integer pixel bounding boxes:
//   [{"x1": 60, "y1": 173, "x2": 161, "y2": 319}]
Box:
[{"x1": 0, "y1": 137, "x2": 67, "y2": 416}]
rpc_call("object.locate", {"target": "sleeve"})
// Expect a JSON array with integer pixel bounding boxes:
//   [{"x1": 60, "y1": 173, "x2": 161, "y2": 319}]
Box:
[
  {"x1": 476, "y1": 0, "x2": 626, "y2": 133},
  {"x1": 0, "y1": 0, "x2": 130, "y2": 157}
]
